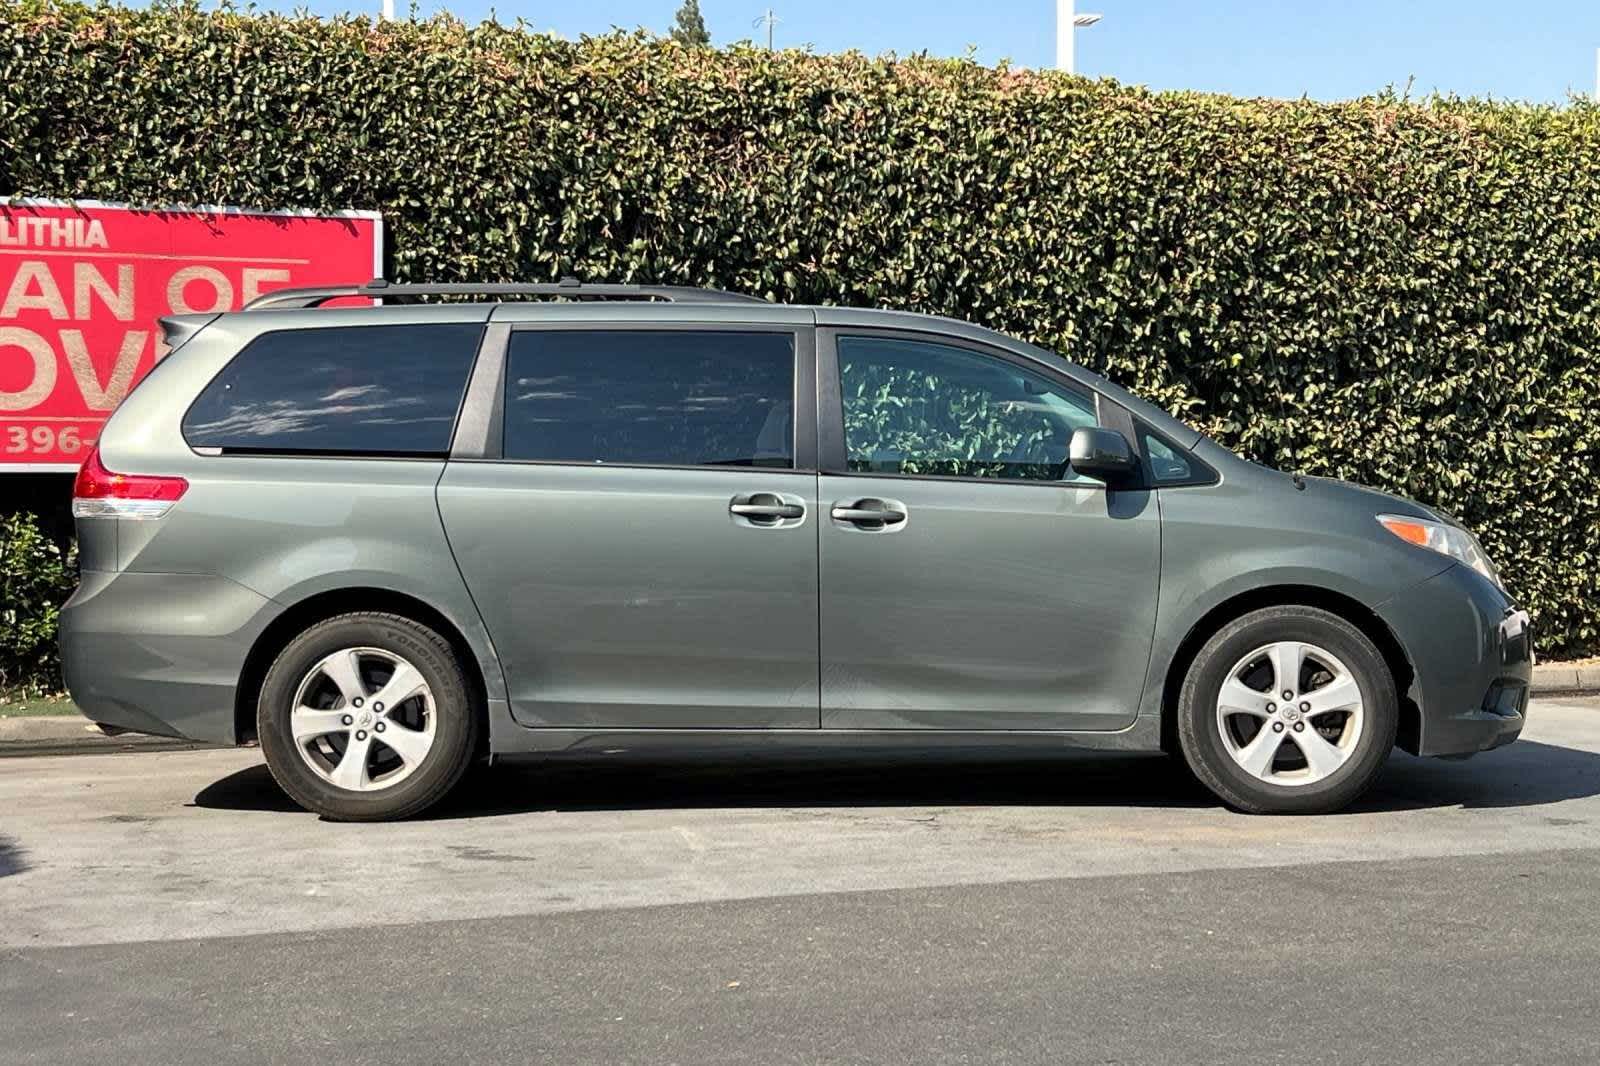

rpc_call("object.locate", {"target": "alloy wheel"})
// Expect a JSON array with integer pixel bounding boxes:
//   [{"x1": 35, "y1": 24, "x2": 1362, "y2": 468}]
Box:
[
  {"x1": 1214, "y1": 640, "x2": 1365, "y2": 788},
  {"x1": 289, "y1": 647, "x2": 437, "y2": 793}
]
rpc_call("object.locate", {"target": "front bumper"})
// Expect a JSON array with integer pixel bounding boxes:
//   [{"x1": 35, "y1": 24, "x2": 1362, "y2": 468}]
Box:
[
  {"x1": 59, "y1": 570, "x2": 273, "y2": 745},
  {"x1": 1375, "y1": 563, "x2": 1532, "y2": 758}
]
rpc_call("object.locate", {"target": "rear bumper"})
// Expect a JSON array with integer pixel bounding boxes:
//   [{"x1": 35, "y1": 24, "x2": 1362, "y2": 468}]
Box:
[
  {"x1": 59, "y1": 570, "x2": 271, "y2": 745},
  {"x1": 1375, "y1": 564, "x2": 1532, "y2": 758}
]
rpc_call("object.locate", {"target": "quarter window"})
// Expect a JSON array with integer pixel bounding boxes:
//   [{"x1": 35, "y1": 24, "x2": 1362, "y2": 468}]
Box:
[
  {"x1": 837, "y1": 335, "x2": 1099, "y2": 482},
  {"x1": 1141, "y1": 429, "x2": 1196, "y2": 484},
  {"x1": 182, "y1": 323, "x2": 482, "y2": 456},
  {"x1": 502, "y1": 330, "x2": 795, "y2": 468}
]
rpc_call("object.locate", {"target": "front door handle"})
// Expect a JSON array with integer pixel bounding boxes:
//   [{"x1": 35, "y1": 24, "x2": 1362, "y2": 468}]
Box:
[
  {"x1": 830, "y1": 506, "x2": 905, "y2": 524},
  {"x1": 830, "y1": 498, "x2": 909, "y2": 531}
]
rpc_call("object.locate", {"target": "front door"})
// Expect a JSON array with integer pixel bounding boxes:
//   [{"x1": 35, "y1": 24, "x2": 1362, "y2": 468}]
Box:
[
  {"x1": 817, "y1": 331, "x2": 1160, "y2": 732},
  {"x1": 438, "y1": 325, "x2": 820, "y2": 729}
]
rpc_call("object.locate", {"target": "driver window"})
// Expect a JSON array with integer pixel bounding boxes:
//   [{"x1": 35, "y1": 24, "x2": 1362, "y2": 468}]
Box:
[{"x1": 837, "y1": 335, "x2": 1099, "y2": 483}]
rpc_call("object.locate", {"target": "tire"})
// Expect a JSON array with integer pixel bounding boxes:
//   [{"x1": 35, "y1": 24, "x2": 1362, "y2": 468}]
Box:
[
  {"x1": 257, "y1": 612, "x2": 480, "y2": 821},
  {"x1": 1176, "y1": 605, "x2": 1397, "y2": 815}
]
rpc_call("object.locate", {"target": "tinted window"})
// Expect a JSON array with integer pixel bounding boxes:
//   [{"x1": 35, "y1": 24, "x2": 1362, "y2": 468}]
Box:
[
  {"x1": 503, "y1": 330, "x2": 795, "y2": 468},
  {"x1": 837, "y1": 335, "x2": 1099, "y2": 482},
  {"x1": 1141, "y1": 429, "x2": 1195, "y2": 483},
  {"x1": 183, "y1": 324, "x2": 482, "y2": 456}
]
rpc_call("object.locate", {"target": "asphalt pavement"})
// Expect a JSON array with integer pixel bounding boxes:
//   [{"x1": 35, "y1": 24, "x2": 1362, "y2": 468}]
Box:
[{"x1": 4, "y1": 697, "x2": 1600, "y2": 1064}]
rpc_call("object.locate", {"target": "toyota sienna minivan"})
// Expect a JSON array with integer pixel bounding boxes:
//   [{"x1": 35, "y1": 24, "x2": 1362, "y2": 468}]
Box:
[{"x1": 60, "y1": 279, "x2": 1533, "y2": 820}]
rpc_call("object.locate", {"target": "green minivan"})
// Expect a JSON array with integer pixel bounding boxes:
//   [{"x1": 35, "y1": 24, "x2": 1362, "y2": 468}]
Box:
[{"x1": 60, "y1": 280, "x2": 1532, "y2": 820}]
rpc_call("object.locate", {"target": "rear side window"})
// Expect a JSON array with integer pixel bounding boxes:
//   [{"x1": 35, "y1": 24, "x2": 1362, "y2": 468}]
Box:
[
  {"x1": 182, "y1": 324, "x2": 482, "y2": 456},
  {"x1": 502, "y1": 330, "x2": 795, "y2": 468}
]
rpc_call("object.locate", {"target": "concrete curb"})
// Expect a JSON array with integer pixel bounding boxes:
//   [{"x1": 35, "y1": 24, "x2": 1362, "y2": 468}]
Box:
[
  {"x1": 1531, "y1": 664, "x2": 1600, "y2": 697},
  {"x1": 0, "y1": 716, "x2": 103, "y2": 744},
  {"x1": 0, "y1": 716, "x2": 208, "y2": 757}
]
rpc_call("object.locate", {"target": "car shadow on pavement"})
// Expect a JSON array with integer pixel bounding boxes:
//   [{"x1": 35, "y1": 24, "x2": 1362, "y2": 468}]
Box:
[
  {"x1": 192, "y1": 737, "x2": 1600, "y2": 819},
  {"x1": 1354, "y1": 739, "x2": 1600, "y2": 813},
  {"x1": 0, "y1": 835, "x2": 28, "y2": 878},
  {"x1": 196, "y1": 750, "x2": 1214, "y2": 817},
  {"x1": 440, "y1": 750, "x2": 1219, "y2": 817}
]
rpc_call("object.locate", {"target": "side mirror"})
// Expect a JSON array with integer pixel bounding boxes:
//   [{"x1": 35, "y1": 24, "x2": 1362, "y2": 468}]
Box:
[{"x1": 1069, "y1": 427, "x2": 1138, "y2": 483}]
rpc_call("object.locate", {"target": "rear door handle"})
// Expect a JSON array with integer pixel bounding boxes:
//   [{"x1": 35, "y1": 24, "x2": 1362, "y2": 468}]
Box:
[
  {"x1": 731, "y1": 502, "x2": 805, "y2": 520},
  {"x1": 830, "y1": 498, "x2": 909, "y2": 531},
  {"x1": 729, "y1": 492, "x2": 807, "y2": 527}
]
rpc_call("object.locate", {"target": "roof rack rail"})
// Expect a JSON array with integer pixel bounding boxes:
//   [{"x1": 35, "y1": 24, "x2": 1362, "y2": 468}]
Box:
[{"x1": 244, "y1": 276, "x2": 768, "y2": 310}]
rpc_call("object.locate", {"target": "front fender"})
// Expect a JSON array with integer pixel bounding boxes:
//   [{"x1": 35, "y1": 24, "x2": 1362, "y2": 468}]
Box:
[{"x1": 1137, "y1": 470, "x2": 1452, "y2": 724}]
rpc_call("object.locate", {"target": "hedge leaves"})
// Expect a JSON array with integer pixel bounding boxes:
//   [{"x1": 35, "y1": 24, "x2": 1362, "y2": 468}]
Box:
[{"x1": 3, "y1": 1, "x2": 1598, "y2": 656}]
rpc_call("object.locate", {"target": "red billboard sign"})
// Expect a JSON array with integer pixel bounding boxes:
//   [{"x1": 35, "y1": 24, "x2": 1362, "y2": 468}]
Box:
[{"x1": 0, "y1": 200, "x2": 383, "y2": 471}]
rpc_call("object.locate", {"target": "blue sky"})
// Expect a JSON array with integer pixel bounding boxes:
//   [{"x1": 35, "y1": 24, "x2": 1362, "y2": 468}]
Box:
[{"x1": 270, "y1": 0, "x2": 1600, "y2": 102}]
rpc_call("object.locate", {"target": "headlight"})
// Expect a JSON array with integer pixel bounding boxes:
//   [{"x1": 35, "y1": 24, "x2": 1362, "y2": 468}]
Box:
[{"x1": 1377, "y1": 514, "x2": 1500, "y2": 587}]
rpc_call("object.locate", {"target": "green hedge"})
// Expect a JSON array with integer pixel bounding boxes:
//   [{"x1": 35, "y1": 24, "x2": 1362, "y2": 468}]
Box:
[
  {"x1": 3, "y1": 1, "x2": 1599, "y2": 657},
  {"x1": 0, "y1": 513, "x2": 75, "y2": 694}
]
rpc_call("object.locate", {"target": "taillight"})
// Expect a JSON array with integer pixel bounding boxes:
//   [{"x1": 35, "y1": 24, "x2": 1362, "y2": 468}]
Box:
[{"x1": 72, "y1": 446, "x2": 188, "y2": 520}]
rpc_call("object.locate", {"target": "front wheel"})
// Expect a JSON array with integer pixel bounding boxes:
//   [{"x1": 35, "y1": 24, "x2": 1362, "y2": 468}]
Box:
[
  {"x1": 257, "y1": 612, "x2": 480, "y2": 821},
  {"x1": 1176, "y1": 605, "x2": 1398, "y2": 815}
]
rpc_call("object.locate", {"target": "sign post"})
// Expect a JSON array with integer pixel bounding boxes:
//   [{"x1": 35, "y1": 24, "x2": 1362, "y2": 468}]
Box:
[{"x1": 0, "y1": 200, "x2": 383, "y2": 472}]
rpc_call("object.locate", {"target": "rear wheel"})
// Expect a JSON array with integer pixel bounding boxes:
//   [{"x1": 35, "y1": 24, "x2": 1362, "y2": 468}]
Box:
[
  {"x1": 1177, "y1": 605, "x2": 1397, "y2": 814},
  {"x1": 257, "y1": 612, "x2": 479, "y2": 821}
]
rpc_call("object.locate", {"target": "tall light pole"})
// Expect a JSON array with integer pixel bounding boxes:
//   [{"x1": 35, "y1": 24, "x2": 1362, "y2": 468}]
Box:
[
  {"x1": 1056, "y1": 0, "x2": 1103, "y2": 74},
  {"x1": 380, "y1": 0, "x2": 394, "y2": 19},
  {"x1": 754, "y1": 8, "x2": 780, "y2": 50}
]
